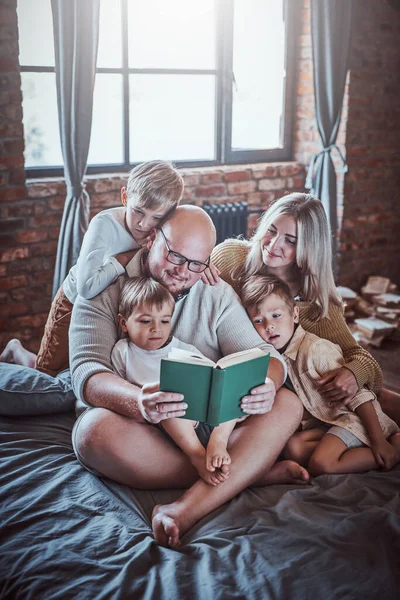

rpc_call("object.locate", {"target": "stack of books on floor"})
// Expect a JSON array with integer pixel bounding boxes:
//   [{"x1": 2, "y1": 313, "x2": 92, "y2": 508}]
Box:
[{"x1": 338, "y1": 276, "x2": 399, "y2": 347}]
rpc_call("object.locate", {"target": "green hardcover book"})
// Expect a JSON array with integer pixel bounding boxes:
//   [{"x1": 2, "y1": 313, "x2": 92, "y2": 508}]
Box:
[{"x1": 159, "y1": 348, "x2": 270, "y2": 427}]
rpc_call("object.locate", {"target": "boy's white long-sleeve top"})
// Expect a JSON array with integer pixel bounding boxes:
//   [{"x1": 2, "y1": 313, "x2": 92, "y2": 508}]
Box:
[
  {"x1": 111, "y1": 336, "x2": 202, "y2": 387},
  {"x1": 63, "y1": 207, "x2": 140, "y2": 303}
]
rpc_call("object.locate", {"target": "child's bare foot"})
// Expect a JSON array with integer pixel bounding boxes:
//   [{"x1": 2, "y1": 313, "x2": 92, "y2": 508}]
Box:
[
  {"x1": 206, "y1": 438, "x2": 231, "y2": 473},
  {"x1": 190, "y1": 450, "x2": 229, "y2": 486},
  {"x1": 261, "y1": 460, "x2": 310, "y2": 485},
  {"x1": 0, "y1": 339, "x2": 36, "y2": 368},
  {"x1": 152, "y1": 503, "x2": 188, "y2": 548}
]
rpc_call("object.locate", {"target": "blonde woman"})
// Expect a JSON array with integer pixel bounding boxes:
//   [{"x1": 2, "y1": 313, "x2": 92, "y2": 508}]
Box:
[{"x1": 212, "y1": 193, "x2": 399, "y2": 424}]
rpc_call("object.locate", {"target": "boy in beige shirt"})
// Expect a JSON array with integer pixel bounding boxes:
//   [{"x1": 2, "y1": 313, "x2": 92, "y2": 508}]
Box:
[{"x1": 241, "y1": 275, "x2": 400, "y2": 475}]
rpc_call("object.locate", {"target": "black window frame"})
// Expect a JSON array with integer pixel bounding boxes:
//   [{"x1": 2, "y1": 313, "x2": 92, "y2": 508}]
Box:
[{"x1": 21, "y1": 0, "x2": 299, "y2": 179}]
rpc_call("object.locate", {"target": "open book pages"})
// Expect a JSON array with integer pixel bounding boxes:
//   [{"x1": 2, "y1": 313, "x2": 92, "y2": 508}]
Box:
[{"x1": 165, "y1": 347, "x2": 268, "y2": 370}]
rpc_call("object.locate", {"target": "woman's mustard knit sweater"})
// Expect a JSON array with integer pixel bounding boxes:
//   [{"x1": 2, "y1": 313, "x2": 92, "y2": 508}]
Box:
[{"x1": 211, "y1": 238, "x2": 383, "y2": 394}]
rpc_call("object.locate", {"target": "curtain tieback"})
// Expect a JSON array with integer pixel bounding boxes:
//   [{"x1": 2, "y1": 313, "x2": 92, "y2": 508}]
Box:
[
  {"x1": 305, "y1": 144, "x2": 348, "y2": 191},
  {"x1": 67, "y1": 182, "x2": 86, "y2": 198}
]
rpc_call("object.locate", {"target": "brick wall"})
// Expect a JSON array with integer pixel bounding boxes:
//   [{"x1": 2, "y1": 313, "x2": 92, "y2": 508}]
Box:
[{"x1": 338, "y1": 0, "x2": 400, "y2": 288}]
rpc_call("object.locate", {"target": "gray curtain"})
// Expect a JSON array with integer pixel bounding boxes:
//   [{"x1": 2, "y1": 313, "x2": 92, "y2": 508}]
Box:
[
  {"x1": 305, "y1": 0, "x2": 354, "y2": 258},
  {"x1": 51, "y1": 0, "x2": 100, "y2": 297}
]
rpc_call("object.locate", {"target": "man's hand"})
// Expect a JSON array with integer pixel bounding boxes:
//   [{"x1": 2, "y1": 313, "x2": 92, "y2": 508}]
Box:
[
  {"x1": 200, "y1": 261, "x2": 220, "y2": 286},
  {"x1": 371, "y1": 438, "x2": 398, "y2": 471},
  {"x1": 138, "y1": 382, "x2": 188, "y2": 423},
  {"x1": 318, "y1": 367, "x2": 358, "y2": 406},
  {"x1": 240, "y1": 378, "x2": 276, "y2": 414}
]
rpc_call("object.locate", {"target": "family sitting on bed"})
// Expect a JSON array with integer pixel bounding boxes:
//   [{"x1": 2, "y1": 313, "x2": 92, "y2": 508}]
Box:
[{"x1": 2, "y1": 160, "x2": 400, "y2": 549}]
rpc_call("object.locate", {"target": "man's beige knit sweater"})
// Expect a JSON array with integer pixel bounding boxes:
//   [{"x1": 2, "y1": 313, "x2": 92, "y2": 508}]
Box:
[{"x1": 69, "y1": 249, "x2": 286, "y2": 403}]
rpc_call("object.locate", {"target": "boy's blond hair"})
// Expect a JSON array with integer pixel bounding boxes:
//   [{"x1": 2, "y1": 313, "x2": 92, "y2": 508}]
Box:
[
  {"x1": 126, "y1": 160, "x2": 184, "y2": 212},
  {"x1": 119, "y1": 276, "x2": 175, "y2": 319},
  {"x1": 241, "y1": 275, "x2": 296, "y2": 314}
]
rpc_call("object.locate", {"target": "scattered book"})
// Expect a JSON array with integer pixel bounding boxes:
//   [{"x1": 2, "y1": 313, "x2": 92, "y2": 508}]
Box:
[
  {"x1": 361, "y1": 276, "x2": 391, "y2": 297},
  {"x1": 354, "y1": 316, "x2": 395, "y2": 340},
  {"x1": 373, "y1": 293, "x2": 400, "y2": 308},
  {"x1": 160, "y1": 347, "x2": 270, "y2": 427}
]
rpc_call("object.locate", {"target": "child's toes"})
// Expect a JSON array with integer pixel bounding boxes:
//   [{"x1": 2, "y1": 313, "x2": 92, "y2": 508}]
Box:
[
  {"x1": 222, "y1": 454, "x2": 231, "y2": 465},
  {"x1": 212, "y1": 456, "x2": 222, "y2": 468}
]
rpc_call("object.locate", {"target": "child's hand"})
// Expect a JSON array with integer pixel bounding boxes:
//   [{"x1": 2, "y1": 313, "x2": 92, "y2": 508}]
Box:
[
  {"x1": 371, "y1": 438, "x2": 397, "y2": 470},
  {"x1": 241, "y1": 378, "x2": 276, "y2": 414},
  {"x1": 200, "y1": 261, "x2": 220, "y2": 286}
]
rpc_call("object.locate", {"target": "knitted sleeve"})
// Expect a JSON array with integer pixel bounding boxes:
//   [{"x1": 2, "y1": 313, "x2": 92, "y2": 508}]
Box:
[
  {"x1": 298, "y1": 302, "x2": 383, "y2": 394},
  {"x1": 211, "y1": 238, "x2": 249, "y2": 293}
]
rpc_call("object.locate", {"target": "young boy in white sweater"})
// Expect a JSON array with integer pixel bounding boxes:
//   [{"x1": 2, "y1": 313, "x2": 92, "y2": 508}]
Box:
[
  {"x1": 112, "y1": 276, "x2": 242, "y2": 486},
  {"x1": 241, "y1": 274, "x2": 400, "y2": 475},
  {"x1": 1, "y1": 161, "x2": 184, "y2": 376}
]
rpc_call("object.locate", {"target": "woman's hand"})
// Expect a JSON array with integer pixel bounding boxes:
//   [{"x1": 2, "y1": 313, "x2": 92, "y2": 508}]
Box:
[
  {"x1": 318, "y1": 367, "x2": 358, "y2": 406},
  {"x1": 201, "y1": 261, "x2": 221, "y2": 286},
  {"x1": 240, "y1": 378, "x2": 276, "y2": 414},
  {"x1": 138, "y1": 382, "x2": 188, "y2": 423}
]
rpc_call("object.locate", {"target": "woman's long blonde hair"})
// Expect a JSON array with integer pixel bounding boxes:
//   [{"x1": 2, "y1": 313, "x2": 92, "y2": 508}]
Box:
[{"x1": 239, "y1": 193, "x2": 342, "y2": 319}]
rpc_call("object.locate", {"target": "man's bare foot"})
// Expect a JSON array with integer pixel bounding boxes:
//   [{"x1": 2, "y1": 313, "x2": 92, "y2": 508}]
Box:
[
  {"x1": 206, "y1": 437, "x2": 231, "y2": 473},
  {"x1": 0, "y1": 339, "x2": 36, "y2": 368},
  {"x1": 152, "y1": 503, "x2": 189, "y2": 548},
  {"x1": 190, "y1": 450, "x2": 229, "y2": 486},
  {"x1": 261, "y1": 460, "x2": 310, "y2": 485}
]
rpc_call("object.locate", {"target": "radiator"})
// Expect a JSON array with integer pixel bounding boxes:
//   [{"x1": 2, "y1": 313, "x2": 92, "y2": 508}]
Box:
[{"x1": 203, "y1": 202, "x2": 248, "y2": 244}]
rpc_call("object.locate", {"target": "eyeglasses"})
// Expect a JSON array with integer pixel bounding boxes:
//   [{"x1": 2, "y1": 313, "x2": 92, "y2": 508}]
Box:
[{"x1": 158, "y1": 228, "x2": 210, "y2": 273}]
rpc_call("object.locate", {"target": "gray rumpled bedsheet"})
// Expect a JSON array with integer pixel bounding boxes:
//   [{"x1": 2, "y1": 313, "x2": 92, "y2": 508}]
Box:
[{"x1": 0, "y1": 412, "x2": 399, "y2": 600}]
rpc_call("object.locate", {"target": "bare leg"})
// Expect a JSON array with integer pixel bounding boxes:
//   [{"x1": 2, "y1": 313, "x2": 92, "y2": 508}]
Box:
[
  {"x1": 152, "y1": 390, "x2": 303, "y2": 547},
  {"x1": 378, "y1": 387, "x2": 400, "y2": 427},
  {"x1": 0, "y1": 339, "x2": 36, "y2": 368},
  {"x1": 260, "y1": 460, "x2": 309, "y2": 486},
  {"x1": 283, "y1": 428, "x2": 326, "y2": 466},
  {"x1": 308, "y1": 432, "x2": 400, "y2": 476},
  {"x1": 161, "y1": 417, "x2": 228, "y2": 486},
  {"x1": 74, "y1": 408, "x2": 199, "y2": 489},
  {"x1": 206, "y1": 419, "x2": 238, "y2": 473}
]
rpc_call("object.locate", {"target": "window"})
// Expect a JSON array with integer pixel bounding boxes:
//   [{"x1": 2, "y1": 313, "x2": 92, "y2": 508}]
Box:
[{"x1": 18, "y1": 0, "x2": 298, "y2": 177}]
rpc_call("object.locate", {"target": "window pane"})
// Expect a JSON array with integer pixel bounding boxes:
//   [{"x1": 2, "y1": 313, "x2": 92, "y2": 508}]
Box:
[
  {"x1": 97, "y1": 0, "x2": 122, "y2": 68},
  {"x1": 127, "y1": 0, "x2": 216, "y2": 69},
  {"x1": 17, "y1": 0, "x2": 55, "y2": 67},
  {"x1": 129, "y1": 75, "x2": 215, "y2": 162},
  {"x1": 21, "y1": 73, "x2": 62, "y2": 167},
  {"x1": 232, "y1": 0, "x2": 285, "y2": 150},
  {"x1": 88, "y1": 74, "x2": 124, "y2": 165}
]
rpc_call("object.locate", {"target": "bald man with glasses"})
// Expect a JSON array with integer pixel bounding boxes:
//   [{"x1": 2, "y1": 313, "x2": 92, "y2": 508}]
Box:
[{"x1": 70, "y1": 205, "x2": 303, "y2": 548}]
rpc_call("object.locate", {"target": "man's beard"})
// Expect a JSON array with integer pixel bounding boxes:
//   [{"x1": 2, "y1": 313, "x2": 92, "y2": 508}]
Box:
[{"x1": 144, "y1": 253, "x2": 190, "y2": 297}]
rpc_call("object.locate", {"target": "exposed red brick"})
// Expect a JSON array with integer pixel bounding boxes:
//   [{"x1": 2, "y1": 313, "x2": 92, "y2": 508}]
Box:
[
  {"x1": 16, "y1": 229, "x2": 48, "y2": 244},
  {"x1": 0, "y1": 275, "x2": 28, "y2": 290},
  {"x1": 200, "y1": 172, "x2": 223, "y2": 184},
  {"x1": 3, "y1": 139, "x2": 24, "y2": 154},
  {"x1": 27, "y1": 182, "x2": 66, "y2": 198},
  {"x1": 222, "y1": 170, "x2": 250, "y2": 183},
  {"x1": 0, "y1": 154, "x2": 24, "y2": 170},
  {"x1": 194, "y1": 184, "x2": 227, "y2": 198},
  {"x1": 227, "y1": 181, "x2": 257, "y2": 195}
]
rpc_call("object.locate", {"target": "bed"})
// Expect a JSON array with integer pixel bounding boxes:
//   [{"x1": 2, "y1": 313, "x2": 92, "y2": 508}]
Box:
[{"x1": 0, "y1": 369, "x2": 399, "y2": 599}]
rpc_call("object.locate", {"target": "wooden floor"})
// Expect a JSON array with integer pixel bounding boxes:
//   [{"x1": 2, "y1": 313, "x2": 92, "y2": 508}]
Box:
[{"x1": 368, "y1": 329, "x2": 400, "y2": 393}]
